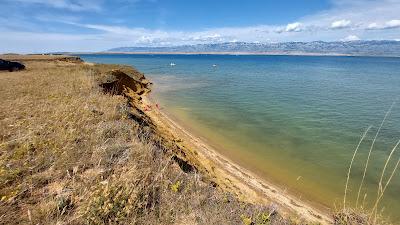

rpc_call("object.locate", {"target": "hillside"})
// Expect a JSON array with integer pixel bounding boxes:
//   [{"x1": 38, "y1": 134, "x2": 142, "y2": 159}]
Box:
[{"x1": 107, "y1": 41, "x2": 400, "y2": 57}]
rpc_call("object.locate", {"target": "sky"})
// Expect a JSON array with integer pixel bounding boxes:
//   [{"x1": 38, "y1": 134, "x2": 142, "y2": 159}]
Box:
[{"x1": 1, "y1": 0, "x2": 400, "y2": 53}]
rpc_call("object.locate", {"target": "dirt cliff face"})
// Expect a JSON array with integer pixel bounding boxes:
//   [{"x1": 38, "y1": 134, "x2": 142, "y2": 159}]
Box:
[
  {"x1": 100, "y1": 69, "x2": 152, "y2": 99},
  {"x1": 95, "y1": 65, "x2": 200, "y2": 176}
]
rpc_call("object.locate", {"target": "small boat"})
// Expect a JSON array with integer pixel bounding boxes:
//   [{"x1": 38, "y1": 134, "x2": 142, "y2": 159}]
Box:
[
  {"x1": 170, "y1": 63, "x2": 176, "y2": 66},
  {"x1": 212, "y1": 64, "x2": 217, "y2": 67}
]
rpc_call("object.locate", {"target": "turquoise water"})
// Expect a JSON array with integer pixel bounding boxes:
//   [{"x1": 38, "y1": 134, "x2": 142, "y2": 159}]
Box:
[{"x1": 81, "y1": 54, "x2": 400, "y2": 221}]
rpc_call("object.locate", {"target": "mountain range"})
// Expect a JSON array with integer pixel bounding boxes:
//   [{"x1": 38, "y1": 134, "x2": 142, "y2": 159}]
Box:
[{"x1": 107, "y1": 40, "x2": 400, "y2": 57}]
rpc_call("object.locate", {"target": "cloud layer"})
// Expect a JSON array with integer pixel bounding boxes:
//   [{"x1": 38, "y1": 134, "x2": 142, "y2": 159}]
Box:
[
  {"x1": 1, "y1": 0, "x2": 400, "y2": 53},
  {"x1": 12, "y1": 0, "x2": 102, "y2": 11}
]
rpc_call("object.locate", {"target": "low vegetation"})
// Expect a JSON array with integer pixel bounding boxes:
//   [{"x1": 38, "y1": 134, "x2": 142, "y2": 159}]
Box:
[
  {"x1": 1, "y1": 56, "x2": 395, "y2": 225},
  {"x1": 0, "y1": 57, "x2": 299, "y2": 224}
]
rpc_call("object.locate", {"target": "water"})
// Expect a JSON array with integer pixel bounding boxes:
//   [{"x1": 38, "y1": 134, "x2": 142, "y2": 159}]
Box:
[{"x1": 80, "y1": 54, "x2": 400, "y2": 221}]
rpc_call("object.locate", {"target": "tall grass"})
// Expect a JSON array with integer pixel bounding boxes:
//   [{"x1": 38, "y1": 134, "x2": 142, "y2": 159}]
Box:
[
  {"x1": 343, "y1": 126, "x2": 371, "y2": 210},
  {"x1": 355, "y1": 103, "x2": 394, "y2": 209},
  {"x1": 371, "y1": 139, "x2": 400, "y2": 223},
  {"x1": 340, "y1": 103, "x2": 399, "y2": 225}
]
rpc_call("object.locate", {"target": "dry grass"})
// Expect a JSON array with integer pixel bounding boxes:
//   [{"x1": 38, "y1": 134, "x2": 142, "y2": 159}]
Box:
[
  {"x1": 337, "y1": 104, "x2": 399, "y2": 225},
  {"x1": 355, "y1": 103, "x2": 394, "y2": 209},
  {"x1": 343, "y1": 126, "x2": 371, "y2": 210},
  {"x1": 0, "y1": 58, "x2": 299, "y2": 225}
]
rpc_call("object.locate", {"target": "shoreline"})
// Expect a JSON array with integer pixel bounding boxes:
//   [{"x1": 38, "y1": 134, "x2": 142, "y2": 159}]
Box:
[
  {"x1": 1, "y1": 54, "x2": 332, "y2": 223},
  {"x1": 1, "y1": 54, "x2": 390, "y2": 224},
  {"x1": 148, "y1": 96, "x2": 334, "y2": 208},
  {"x1": 96, "y1": 51, "x2": 351, "y2": 57},
  {"x1": 141, "y1": 94, "x2": 332, "y2": 224},
  {"x1": 73, "y1": 51, "x2": 400, "y2": 58}
]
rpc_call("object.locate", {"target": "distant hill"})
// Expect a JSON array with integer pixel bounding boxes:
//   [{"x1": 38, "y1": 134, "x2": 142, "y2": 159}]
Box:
[{"x1": 107, "y1": 40, "x2": 400, "y2": 57}]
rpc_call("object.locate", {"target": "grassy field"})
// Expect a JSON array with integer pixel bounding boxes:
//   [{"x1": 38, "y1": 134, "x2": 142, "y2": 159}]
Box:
[{"x1": 0, "y1": 56, "x2": 300, "y2": 224}]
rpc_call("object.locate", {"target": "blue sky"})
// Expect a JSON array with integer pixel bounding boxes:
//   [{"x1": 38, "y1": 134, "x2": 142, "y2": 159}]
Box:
[{"x1": 1, "y1": 0, "x2": 400, "y2": 53}]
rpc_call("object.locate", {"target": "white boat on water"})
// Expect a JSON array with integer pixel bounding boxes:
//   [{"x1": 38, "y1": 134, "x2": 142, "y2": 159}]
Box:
[{"x1": 170, "y1": 63, "x2": 176, "y2": 66}]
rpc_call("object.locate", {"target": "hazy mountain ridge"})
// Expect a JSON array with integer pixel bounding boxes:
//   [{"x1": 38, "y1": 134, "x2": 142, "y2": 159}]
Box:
[{"x1": 108, "y1": 40, "x2": 400, "y2": 56}]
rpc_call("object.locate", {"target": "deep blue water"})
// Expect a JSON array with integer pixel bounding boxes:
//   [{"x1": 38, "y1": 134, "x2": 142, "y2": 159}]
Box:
[{"x1": 80, "y1": 54, "x2": 400, "y2": 221}]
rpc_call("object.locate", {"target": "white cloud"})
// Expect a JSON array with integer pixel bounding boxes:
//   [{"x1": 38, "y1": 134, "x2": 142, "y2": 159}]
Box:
[
  {"x1": 341, "y1": 35, "x2": 360, "y2": 41},
  {"x1": 10, "y1": 0, "x2": 102, "y2": 11},
  {"x1": 384, "y1": 19, "x2": 400, "y2": 29},
  {"x1": 2, "y1": 0, "x2": 400, "y2": 52},
  {"x1": 285, "y1": 22, "x2": 303, "y2": 32},
  {"x1": 367, "y1": 22, "x2": 379, "y2": 29},
  {"x1": 301, "y1": 0, "x2": 400, "y2": 32},
  {"x1": 331, "y1": 19, "x2": 351, "y2": 29},
  {"x1": 366, "y1": 19, "x2": 400, "y2": 30}
]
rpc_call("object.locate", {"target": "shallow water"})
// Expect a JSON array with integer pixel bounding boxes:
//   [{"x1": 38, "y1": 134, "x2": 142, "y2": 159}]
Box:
[{"x1": 81, "y1": 54, "x2": 400, "y2": 221}]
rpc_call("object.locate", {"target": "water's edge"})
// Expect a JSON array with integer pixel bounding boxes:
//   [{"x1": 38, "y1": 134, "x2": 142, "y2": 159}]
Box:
[
  {"x1": 80, "y1": 54, "x2": 400, "y2": 222},
  {"x1": 142, "y1": 93, "x2": 332, "y2": 223}
]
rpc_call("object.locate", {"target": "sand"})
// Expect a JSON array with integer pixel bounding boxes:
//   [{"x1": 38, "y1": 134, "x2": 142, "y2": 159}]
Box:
[{"x1": 141, "y1": 95, "x2": 333, "y2": 224}]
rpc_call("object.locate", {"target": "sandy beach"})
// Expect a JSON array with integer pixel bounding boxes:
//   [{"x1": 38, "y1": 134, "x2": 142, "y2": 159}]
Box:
[{"x1": 141, "y1": 95, "x2": 333, "y2": 224}]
